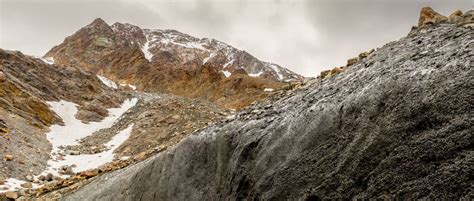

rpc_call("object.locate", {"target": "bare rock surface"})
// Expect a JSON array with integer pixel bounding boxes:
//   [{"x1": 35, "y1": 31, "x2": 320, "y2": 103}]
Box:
[{"x1": 64, "y1": 22, "x2": 473, "y2": 200}]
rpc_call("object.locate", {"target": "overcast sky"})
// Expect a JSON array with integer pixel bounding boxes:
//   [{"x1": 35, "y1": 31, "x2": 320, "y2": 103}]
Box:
[{"x1": 0, "y1": 0, "x2": 471, "y2": 76}]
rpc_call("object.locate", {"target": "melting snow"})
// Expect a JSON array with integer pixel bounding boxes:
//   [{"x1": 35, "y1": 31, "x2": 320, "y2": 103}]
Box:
[
  {"x1": 43, "y1": 124, "x2": 134, "y2": 175},
  {"x1": 141, "y1": 34, "x2": 154, "y2": 62},
  {"x1": 120, "y1": 83, "x2": 137, "y2": 90},
  {"x1": 0, "y1": 98, "x2": 137, "y2": 192},
  {"x1": 203, "y1": 52, "x2": 217, "y2": 64},
  {"x1": 223, "y1": 59, "x2": 234, "y2": 68},
  {"x1": 0, "y1": 178, "x2": 41, "y2": 193},
  {"x1": 222, "y1": 70, "x2": 232, "y2": 77},
  {"x1": 269, "y1": 64, "x2": 284, "y2": 80},
  {"x1": 248, "y1": 71, "x2": 264, "y2": 77},
  {"x1": 41, "y1": 57, "x2": 55, "y2": 65},
  {"x1": 46, "y1": 98, "x2": 137, "y2": 150},
  {"x1": 264, "y1": 88, "x2": 274, "y2": 92},
  {"x1": 97, "y1": 75, "x2": 118, "y2": 89}
]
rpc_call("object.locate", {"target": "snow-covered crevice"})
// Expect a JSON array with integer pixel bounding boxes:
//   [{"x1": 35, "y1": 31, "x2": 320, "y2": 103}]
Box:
[
  {"x1": 97, "y1": 75, "x2": 118, "y2": 89},
  {"x1": 141, "y1": 33, "x2": 154, "y2": 62}
]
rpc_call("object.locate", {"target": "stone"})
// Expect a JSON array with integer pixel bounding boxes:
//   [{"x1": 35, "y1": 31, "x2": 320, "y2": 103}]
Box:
[
  {"x1": 4, "y1": 154, "x2": 13, "y2": 161},
  {"x1": 347, "y1": 57, "x2": 359, "y2": 66},
  {"x1": 81, "y1": 169, "x2": 99, "y2": 178},
  {"x1": 330, "y1": 67, "x2": 344, "y2": 76},
  {"x1": 5, "y1": 191, "x2": 18, "y2": 199},
  {"x1": 68, "y1": 150, "x2": 81, "y2": 155},
  {"x1": 45, "y1": 173, "x2": 54, "y2": 181},
  {"x1": 26, "y1": 175, "x2": 34, "y2": 182},
  {"x1": 448, "y1": 10, "x2": 463, "y2": 23},
  {"x1": 320, "y1": 70, "x2": 331, "y2": 78},
  {"x1": 21, "y1": 182, "x2": 33, "y2": 188},
  {"x1": 0, "y1": 72, "x2": 5, "y2": 82},
  {"x1": 418, "y1": 7, "x2": 448, "y2": 27}
]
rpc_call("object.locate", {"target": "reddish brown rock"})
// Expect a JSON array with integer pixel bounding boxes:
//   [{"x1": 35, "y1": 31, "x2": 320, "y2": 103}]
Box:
[
  {"x1": 347, "y1": 57, "x2": 359, "y2": 66},
  {"x1": 418, "y1": 7, "x2": 448, "y2": 27},
  {"x1": 448, "y1": 10, "x2": 463, "y2": 23},
  {"x1": 4, "y1": 154, "x2": 13, "y2": 161}
]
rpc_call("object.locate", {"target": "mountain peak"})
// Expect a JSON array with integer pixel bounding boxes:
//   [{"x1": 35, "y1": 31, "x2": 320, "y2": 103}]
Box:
[{"x1": 87, "y1": 18, "x2": 110, "y2": 30}]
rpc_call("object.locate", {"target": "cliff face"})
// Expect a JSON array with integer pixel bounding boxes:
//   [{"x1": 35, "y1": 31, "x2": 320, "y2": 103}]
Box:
[
  {"x1": 44, "y1": 19, "x2": 302, "y2": 110},
  {"x1": 63, "y1": 18, "x2": 474, "y2": 200}
]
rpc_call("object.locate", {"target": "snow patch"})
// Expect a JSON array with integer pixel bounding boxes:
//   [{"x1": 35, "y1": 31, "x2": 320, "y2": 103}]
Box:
[
  {"x1": 269, "y1": 63, "x2": 284, "y2": 80},
  {"x1": 41, "y1": 57, "x2": 55, "y2": 65},
  {"x1": 222, "y1": 70, "x2": 232, "y2": 77},
  {"x1": 0, "y1": 99, "x2": 137, "y2": 192},
  {"x1": 46, "y1": 98, "x2": 137, "y2": 150},
  {"x1": 141, "y1": 34, "x2": 154, "y2": 62},
  {"x1": 223, "y1": 59, "x2": 234, "y2": 68},
  {"x1": 248, "y1": 71, "x2": 263, "y2": 77},
  {"x1": 119, "y1": 83, "x2": 137, "y2": 90},
  {"x1": 264, "y1": 88, "x2": 274, "y2": 92},
  {"x1": 97, "y1": 75, "x2": 118, "y2": 89},
  {"x1": 203, "y1": 52, "x2": 217, "y2": 64},
  {"x1": 43, "y1": 124, "x2": 134, "y2": 175}
]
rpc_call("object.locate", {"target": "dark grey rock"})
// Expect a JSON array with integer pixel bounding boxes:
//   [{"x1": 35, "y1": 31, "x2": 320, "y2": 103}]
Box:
[{"x1": 65, "y1": 24, "x2": 473, "y2": 200}]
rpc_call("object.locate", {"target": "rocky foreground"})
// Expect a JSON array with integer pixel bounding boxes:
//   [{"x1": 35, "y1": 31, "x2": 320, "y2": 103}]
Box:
[{"x1": 60, "y1": 9, "x2": 474, "y2": 200}]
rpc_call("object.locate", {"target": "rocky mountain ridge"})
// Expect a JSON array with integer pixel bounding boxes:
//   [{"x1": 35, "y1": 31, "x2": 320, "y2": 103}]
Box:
[{"x1": 44, "y1": 18, "x2": 303, "y2": 109}]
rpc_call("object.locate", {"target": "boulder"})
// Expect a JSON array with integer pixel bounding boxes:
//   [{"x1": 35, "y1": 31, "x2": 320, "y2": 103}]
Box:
[
  {"x1": 0, "y1": 71, "x2": 5, "y2": 82},
  {"x1": 347, "y1": 57, "x2": 359, "y2": 66},
  {"x1": 418, "y1": 7, "x2": 448, "y2": 27},
  {"x1": 320, "y1": 70, "x2": 330, "y2": 78},
  {"x1": 5, "y1": 191, "x2": 18, "y2": 199},
  {"x1": 4, "y1": 154, "x2": 13, "y2": 161},
  {"x1": 459, "y1": 10, "x2": 474, "y2": 27},
  {"x1": 448, "y1": 10, "x2": 463, "y2": 23},
  {"x1": 21, "y1": 182, "x2": 33, "y2": 188},
  {"x1": 327, "y1": 67, "x2": 343, "y2": 78}
]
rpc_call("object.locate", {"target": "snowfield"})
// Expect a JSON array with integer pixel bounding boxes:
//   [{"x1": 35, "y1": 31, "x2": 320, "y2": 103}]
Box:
[{"x1": 0, "y1": 98, "x2": 137, "y2": 193}]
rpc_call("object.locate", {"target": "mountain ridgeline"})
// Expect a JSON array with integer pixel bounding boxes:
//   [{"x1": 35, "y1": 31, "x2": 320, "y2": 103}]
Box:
[{"x1": 45, "y1": 19, "x2": 303, "y2": 109}]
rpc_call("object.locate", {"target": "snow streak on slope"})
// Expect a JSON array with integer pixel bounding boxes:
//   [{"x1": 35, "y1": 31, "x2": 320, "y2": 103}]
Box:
[
  {"x1": 141, "y1": 34, "x2": 154, "y2": 62},
  {"x1": 97, "y1": 75, "x2": 118, "y2": 89}
]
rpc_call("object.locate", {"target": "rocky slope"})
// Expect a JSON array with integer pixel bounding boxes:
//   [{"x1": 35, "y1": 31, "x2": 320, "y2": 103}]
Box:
[
  {"x1": 0, "y1": 49, "x2": 127, "y2": 182},
  {"x1": 62, "y1": 10, "x2": 473, "y2": 200},
  {"x1": 45, "y1": 18, "x2": 303, "y2": 109}
]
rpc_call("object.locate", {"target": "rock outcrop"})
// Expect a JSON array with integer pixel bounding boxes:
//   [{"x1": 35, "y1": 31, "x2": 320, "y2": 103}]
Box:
[
  {"x1": 63, "y1": 13, "x2": 474, "y2": 200},
  {"x1": 418, "y1": 7, "x2": 448, "y2": 27}
]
